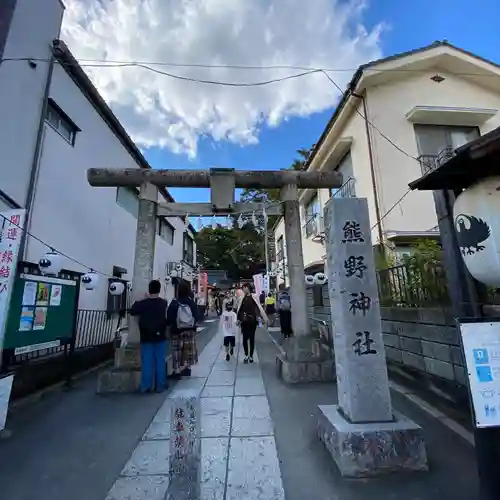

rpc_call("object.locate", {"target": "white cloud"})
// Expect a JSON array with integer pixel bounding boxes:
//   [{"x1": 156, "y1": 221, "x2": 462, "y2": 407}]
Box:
[{"x1": 61, "y1": 0, "x2": 384, "y2": 158}]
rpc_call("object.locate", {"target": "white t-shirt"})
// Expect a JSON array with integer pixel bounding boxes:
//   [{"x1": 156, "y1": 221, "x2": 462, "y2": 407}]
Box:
[{"x1": 220, "y1": 311, "x2": 238, "y2": 338}]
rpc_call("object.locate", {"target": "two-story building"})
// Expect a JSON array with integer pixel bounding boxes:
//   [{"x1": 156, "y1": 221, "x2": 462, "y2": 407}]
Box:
[
  {"x1": 0, "y1": 0, "x2": 196, "y2": 312},
  {"x1": 274, "y1": 41, "x2": 500, "y2": 286}
]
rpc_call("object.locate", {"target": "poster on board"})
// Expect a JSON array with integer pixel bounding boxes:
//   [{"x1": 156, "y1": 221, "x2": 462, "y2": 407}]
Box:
[
  {"x1": 36, "y1": 283, "x2": 50, "y2": 306},
  {"x1": 50, "y1": 285, "x2": 62, "y2": 306},
  {"x1": 459, "y1": 320, "x2": 500, "y2": 428},
  {"x1": 0, "y1": 375, "x2": 14, "y2": 431},
  {"x1": 33, "y1": 307, "x2": 48, "y2": 331},
  {"x1": 19, "y1": 307, "x2": 34, "y2": 331},
  {"x1": 22, "y1": 281, "x2": 37, "y2": 306}
]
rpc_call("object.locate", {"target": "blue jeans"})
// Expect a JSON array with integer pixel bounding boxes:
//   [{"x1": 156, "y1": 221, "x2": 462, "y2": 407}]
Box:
[{"x1": 140, "y1": 341, "x2": 167, "y2": 392}]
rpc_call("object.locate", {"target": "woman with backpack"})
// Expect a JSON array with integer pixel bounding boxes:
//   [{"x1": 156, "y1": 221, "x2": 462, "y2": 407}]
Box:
[
  {"x1": 167, "y1": 281, "x2": 198, "y2": 377},
  {"x1": 278, "y1": 289, "x2": 292, "y2": 339},
  {"x1": 236, "y1": 284, "x2": 268, "y2": 364}
]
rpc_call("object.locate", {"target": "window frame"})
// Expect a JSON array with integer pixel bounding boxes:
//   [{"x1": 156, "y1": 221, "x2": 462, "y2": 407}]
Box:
[
  {"x1": 329, "y1": 150, "x2": 354, "y2": 199},
  {"x1": 116, "y1": 187, "x2": 140, "y2": 218},
  {"x1": 312, "y1": 285, "x2": 324, "y2": 307},
  {"x1": 183, "y1": 233, "x2": 195, "y2": 265},
  {"x1": 45, "y1": 98, "x2": 80, "y2": 146},
  {"x1": 304, "y1": 192, "x2": 320, "y2": 238},
  {"x1": 158, "y1": 218, "x2": 175, "y2": 244}
]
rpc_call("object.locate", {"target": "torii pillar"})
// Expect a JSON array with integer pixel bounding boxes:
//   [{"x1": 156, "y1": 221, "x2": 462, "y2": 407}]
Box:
[{"x1": 88, "y1": 168, "x2": 342, "y2": 391}]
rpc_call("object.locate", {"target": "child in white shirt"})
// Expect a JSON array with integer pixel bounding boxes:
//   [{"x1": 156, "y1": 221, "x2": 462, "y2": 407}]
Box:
[{"x1": 220, "y1": 300, "x2": 238, "y2": 361}]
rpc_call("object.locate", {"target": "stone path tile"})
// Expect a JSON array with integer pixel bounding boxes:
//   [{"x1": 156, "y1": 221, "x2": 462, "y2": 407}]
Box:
[
  {"x1": 105, "y1": 333, "x2": 285, "y2": 500},
  {"x1": 226, "y1": 437, "x2": 285, "y2": 500}
]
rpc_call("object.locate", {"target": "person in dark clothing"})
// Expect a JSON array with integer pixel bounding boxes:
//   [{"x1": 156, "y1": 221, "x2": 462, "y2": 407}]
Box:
[
  {"x1": 129, "y1": 280, "x2": 168, "y2": 393},
  {"x1": 278, "y1": 289, "x2": 292, "y2": 339},
  {"x1": 259, "y1": 291, "x2": 265, "y2": 306},
  {"x1": 167, "y1": 281, "x2": 198, "y2": 377},
  {"x1": 237, "y1": 284, "x2": 268, "y2": 364}
]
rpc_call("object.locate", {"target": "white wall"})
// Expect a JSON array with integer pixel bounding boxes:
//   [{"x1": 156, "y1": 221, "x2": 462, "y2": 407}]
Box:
[
  {"x1": 0, "y1": 0, "x2": 64, "y2": 206},
  {"x1": 25, "y1": 63, "x2": 191, "y2": 310},
  {"x1": 366, "y1": 71, "x2": 500, "y2": 235}
]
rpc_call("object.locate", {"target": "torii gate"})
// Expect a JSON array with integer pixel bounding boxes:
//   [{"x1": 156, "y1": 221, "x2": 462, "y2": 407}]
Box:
[{"x1": 88, "y1": 167, "x2": 342, "y2": 391}]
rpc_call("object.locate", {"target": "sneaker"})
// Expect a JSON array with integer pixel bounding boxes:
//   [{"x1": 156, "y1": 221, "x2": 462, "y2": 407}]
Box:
[
  {"x1": 226, "y1": 353, "x2": 230, "y2": 361},
  {"x1": 243, "y1": 357, "x2": 249, "y2": 364},
  {"x1": 249, "y1": 357, "x2": 254, "y2": 363},
  {"x1": 230, "y1": 347, "x2": 234, "y2": 355},
  {"x1": 180, "y1": 367, "x2": 192, "y2": 377}
]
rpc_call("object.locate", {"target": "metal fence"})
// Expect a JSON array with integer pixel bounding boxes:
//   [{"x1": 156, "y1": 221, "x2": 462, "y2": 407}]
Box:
[
  {"x1": 75, "y1": 309, "x2": 117, "y2": 349},
  {"x1": 376, "y1": 262, "x2": 450, "y2": 308}
]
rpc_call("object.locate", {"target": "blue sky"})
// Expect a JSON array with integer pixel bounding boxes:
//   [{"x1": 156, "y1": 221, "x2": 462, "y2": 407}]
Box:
[{"x1": 140, "y1": 0, "x2": 500, "y2": 209}]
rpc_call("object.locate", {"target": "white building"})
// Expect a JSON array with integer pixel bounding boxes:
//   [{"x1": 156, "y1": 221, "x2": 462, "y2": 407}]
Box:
[
  {"x1": 274, "y1": 41, "x2": 500, "y2": 284},
  {"x1": 0, "y1": 0, "x2": 196, "y2": 312}
]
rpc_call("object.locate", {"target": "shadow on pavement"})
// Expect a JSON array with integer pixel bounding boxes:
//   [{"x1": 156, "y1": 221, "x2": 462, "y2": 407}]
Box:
[{"x1": 257, "y1": 329, "x2": 479, "y2": 500}]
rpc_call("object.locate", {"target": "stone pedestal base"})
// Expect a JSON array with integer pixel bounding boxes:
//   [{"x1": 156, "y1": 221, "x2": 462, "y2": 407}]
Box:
[
  {"x1": 96, "y1": 344, "x2": 174, "y2": 394},
  {"x1": 276, "y1": 335, "x2": 335, "y2": 384},
  {"x1": 318, "y1": 405, "x2": 428, "y2": 477}
]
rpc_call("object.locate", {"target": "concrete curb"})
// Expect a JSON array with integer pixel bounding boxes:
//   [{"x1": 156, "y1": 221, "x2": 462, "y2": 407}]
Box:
[{"x1": 264, "y1": 328, "x2": 475, "y2": 448}]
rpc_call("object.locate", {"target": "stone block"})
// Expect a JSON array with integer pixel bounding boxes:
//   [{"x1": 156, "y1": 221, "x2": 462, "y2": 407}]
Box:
[
  {"x1": 114, "y1": 344, "x2": 141, "y2": 370},
  {"x1": 385, "y1": 347, "x2": 402, "y2": 364},
  {"x1": 453, "y1": 364, "x2": 467, "y2": 385},
  {"x1": 424, "y1": 357, "x2": 455, "y2": 381},
  {"x1": 450, "y1": 345, "x2": 464, "y2": 366},
  {"x1": 167, "y1": 395, "x2": 201, "y2": 500},
  {"x1": 277, "y1": 354, "x2": 335, "y2": 384},
  {"x1": 401, "y1": 351, "x2": 425, "y2": 371},
  {"x1": 382, "y1": 333, "x2": 400, "y2": 349},
  {"x1": 97, "y1": 369, "x2": 141, "y2": 393},
  {"x1": 282, "y1": 335, "x2": 328, "y2": 362},
  {"x1": 421, "y1": 340, "x2": 451, "y2": 362},
  {"x1": 318, "y1": 405, "x2": 428, "y2": 478},
  {"x1": 400, "y1": 337, "x2": 422, "y2": 355}
]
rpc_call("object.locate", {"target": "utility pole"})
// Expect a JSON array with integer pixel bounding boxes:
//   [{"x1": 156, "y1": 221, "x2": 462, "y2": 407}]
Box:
[{"x1": 88, "y1": 167, "x2": 342, "y2": 388}]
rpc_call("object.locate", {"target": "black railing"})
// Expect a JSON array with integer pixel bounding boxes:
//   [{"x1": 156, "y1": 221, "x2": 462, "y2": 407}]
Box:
[
  {"x1": 377, "y1": 262, "x2": 450, "y2": 308},
  {"x1": 331, "y1": 177, "x2": 356, "y2": 198},
  {"x1": 75, "y1": 309, "x2": 116, "y2": 348},
  {"x1": 417, "y1": 148, "x2": 455, "y2": 175},
  {"x1": 304, "y1": 215, "x2": 319, "y2": 238}
]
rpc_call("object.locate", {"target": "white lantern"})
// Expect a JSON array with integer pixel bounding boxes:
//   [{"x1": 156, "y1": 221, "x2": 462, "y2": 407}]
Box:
[
  {"x1": 453, "y1": 176, "x2": 500, "y2": 287},
  {"x1": 109, "y1": 281, "x2": 125, "y2": 295},
  {"x1": 305, "y1": 275, "x2": 315, "y2": 286},
  {"x1": 175, "y1": 263, "x2": 183, "y2": 272},
  {"x1": 313, "y1": 272, "x2": 327, "y2": 285},
  {"x1": 127, "y1": 282, "x2": 132, "y2": 291},
  {"x1": 38, "y1": 251, "x2": 64, "y2": 276},
  {"x1": 170, "y1": 269, "x2": 178, "y2": 278},
  {"x1": 81, "y1": 272, "x2": 99, "y2": 290},
  {"x1": 165, "y1": 276, "x2": 172, "y2": 285}
]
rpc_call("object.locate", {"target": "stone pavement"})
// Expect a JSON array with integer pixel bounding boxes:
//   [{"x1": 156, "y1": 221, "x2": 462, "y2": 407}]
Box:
[
  {"x1": 105, "y1": 331, "x2": 284, "y2": 500},
  {"x1": 0, "y1": 321, "x2": 481, "y2": 500}
]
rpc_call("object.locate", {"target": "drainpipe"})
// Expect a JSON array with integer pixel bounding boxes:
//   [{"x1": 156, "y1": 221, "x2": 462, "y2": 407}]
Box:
[
  {"x1": 352, "y1": 91, "x2": 385, "y2": 256},
  {"x1": 18, "y1": 55, "x2": 55, "y2": 261}
]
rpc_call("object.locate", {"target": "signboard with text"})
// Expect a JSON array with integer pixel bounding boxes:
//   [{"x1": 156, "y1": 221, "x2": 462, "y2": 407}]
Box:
[
  {"x1": 0, "y1": 209, "x2": 26, "y2": 352},
  {"x1": 459, "y1": 320, "x2": 500, "y2": 428}
]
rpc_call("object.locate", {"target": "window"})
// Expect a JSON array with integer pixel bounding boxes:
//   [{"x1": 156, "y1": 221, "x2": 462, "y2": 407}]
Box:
[
  {"x1": 45, "y1": 99, "x2": 79, "y2": 145},
  {"x1": 329, "y1": 151, "x2": 355, "y2": 199},
  {"x1": 277, "y1": 235, "x2": 284, "y2": 261},
  {"x1": 158, "y1": 218, "x2": 174, "y2": 244},
  {"x1": 183, "y1": 234, "x2": 194, "y2": 265},
  {"x1": 414, "y1": 125, "x2": 480, "y2": 173},
  {"x1": 304, "y1": 193, "x2": 320, "y2": 238},
  {"x1": 116, "y1": 187, "x2": 139, "y2": 218}
]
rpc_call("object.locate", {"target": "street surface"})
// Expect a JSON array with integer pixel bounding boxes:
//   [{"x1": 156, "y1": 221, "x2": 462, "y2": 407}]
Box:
[{"x1": 0, "y1": 320, "x2": 479, "y2": 499}]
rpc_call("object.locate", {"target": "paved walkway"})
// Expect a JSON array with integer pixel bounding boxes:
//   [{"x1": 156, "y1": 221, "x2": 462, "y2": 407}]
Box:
[{"x1": 105, "y1": 332, "x2": 284, "y2": 500}]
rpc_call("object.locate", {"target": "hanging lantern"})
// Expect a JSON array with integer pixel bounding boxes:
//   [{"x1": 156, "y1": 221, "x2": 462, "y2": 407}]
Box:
[
  {"x1": 38, "y1": 251, "x2": 64, "y2": 276},
  {"x1": 82, "y1": 271, "x2": 99, "y2": 290},
  {"x1": 109, "y1": 281, "x2": 125, "y2": 296},
  {"x1": 305, "y1": 275, "x2": 315, "y2": 286},
  {"x1": 165, "y1": 276, "x2": 172, "y2": 285},
  {"x1": 313, "y1": 272, "x2": 327, "y2": 285},
  {"x1": 170, "y1": 269, "x2": 178, "y2": 278},
  {"x1": 175, "y1": 263, "x2": 183, "y2": 272},
  {"x1": 453, "y1": 176, "x2": 500, "y2": 287}
]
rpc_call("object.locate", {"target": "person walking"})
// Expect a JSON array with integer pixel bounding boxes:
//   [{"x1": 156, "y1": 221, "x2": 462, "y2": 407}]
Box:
[
  {"x1": 236, "y1": 284, "x2": 268, "y2": 364},
  {"x1": 129, "y1": 279, "x2": 168, "y2": 393},
  {"x1": 278, "y1": 288, "x2": 292, "y2": 339},
  {"x1": 264, "y1": 292, "x2": 276, "y2": 327},
  {"x1": 220, "y1": 299, "x2": 237, "y2": 361},
  {"x1": 167, "y1": 281, "x2": 198, "y2": 377}
]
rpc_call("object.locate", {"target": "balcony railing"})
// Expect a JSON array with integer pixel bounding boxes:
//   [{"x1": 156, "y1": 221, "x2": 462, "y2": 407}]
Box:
[
  {"x1": 417, "y1": 147, "x2": 455, "y2": 175},
  {"x1": 304, "y1": 215, "x2": 320, "y2": 238},
  {"x1": 331, "y1": 177, "x2": 356, "y2": 198}
]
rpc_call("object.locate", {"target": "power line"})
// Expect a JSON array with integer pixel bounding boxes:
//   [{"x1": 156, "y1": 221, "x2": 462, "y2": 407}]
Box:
[
  {"x1": 370, "y1": 189, "x2": 412, "y2": 231},
  {"x1": 2, "y1": 56, "x2": 499, "y2": 79}
]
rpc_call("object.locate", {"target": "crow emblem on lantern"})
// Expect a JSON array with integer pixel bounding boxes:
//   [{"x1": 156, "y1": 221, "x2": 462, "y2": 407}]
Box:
[{"x1": 455, "y1": 214, "x2": 491, "y2": 256}]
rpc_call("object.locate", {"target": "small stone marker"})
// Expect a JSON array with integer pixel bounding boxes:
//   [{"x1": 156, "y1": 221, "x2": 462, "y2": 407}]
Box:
[
  {"x1": 167, "y1": 395, "x2": 201, "y2": 500},
  {"x1": 318, "y1": 197, "x2": 428, "y2": 477}
]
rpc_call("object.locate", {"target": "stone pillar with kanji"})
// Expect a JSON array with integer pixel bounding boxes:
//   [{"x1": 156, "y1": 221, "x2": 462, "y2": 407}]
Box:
[{"x1": 317, "y1": 196, "x2": 428, "y2": 477}]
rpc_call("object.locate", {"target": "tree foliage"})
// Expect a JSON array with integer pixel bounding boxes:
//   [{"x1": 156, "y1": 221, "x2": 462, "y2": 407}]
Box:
[{"x1": 194, "y1": 222, "x2": 266, "y2": 279}]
